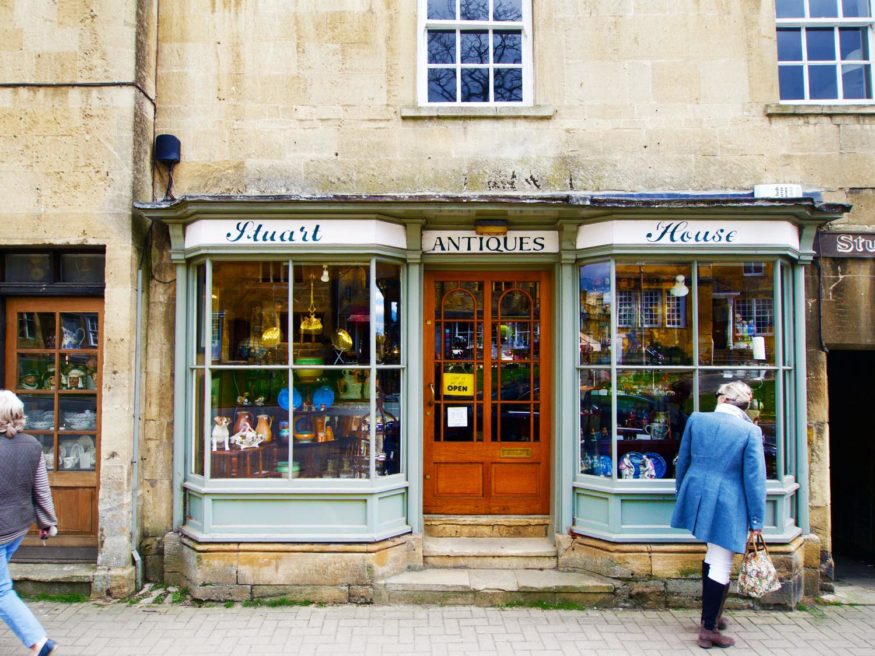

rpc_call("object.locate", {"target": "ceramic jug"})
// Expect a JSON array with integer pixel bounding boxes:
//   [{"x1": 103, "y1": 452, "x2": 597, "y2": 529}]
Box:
[
  {"x1": 255, "y1": 414, "x2": 273, "y2": 443},
  {"x1": 233, "y1": 410, "x2": 255, "y2": 436}
]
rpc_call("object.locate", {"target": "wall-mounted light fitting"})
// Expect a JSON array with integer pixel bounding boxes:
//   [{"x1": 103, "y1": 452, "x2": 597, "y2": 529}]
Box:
[
  {"x1": 474, "y1": 218, "x2": 509, "y2": 235},
  {"x1": 154, "y1": 134, "x2": 181, "y2": 201},
  {"x1": 669, "y1": 274, "x2": 689, "y2": 297},
  {"x1": 321, "y1": 264, "x2": 330, "y2": 282}
]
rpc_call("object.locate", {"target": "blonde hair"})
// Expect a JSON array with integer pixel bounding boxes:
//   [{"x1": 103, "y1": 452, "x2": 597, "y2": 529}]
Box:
[
  {"x1": 716, "y1": 380, "x2": 753, "y2": 410},
  {"x1": 0, "y1": 390, "x2": 26, "y2": 438}
]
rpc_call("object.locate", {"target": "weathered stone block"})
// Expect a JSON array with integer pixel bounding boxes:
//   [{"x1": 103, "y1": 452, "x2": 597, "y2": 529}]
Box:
[
  {"x1": 190, "y1": 584, "x2": 251, "y2": 602},
  {"x1": 251, "y1": 584, "x2": 348, "y2": 604},
  {"x1": 237, "y1": 551, "x2": 369, "y2": 586},
  {"x1": 348, "y1": 585, "x2": 373, "y2": 604}
]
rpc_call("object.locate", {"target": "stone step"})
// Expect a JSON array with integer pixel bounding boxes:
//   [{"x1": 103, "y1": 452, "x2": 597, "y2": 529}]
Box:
[
  {"x1": 423, "y1": 536, "x2": 558, "y2": 569},
  {"x1": 9, "y1": 562, "x2": 95, "y2": 598},
  {"x1": 424, "y1": 514, "x2": 550, "y2": 538},
  {"x1": 374, "y1": 567, "x2": 617, "y2": 606}
]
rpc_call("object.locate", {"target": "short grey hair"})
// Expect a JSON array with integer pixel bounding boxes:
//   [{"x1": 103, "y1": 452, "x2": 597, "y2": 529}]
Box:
[
  {"x1": 0, "y1": 389, "x2": 25, "y2": 437},
  {"x1": 716, "y1": 380, "x2": 753, "y2": 410}
]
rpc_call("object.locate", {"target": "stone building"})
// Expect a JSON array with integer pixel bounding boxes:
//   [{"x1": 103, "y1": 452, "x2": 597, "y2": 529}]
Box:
[{"x1": 3, "y1": 0, "x2": 874, "y2": 607}]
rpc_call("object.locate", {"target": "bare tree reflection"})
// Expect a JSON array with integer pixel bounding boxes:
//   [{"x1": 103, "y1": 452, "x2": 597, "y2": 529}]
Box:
[
  {"x1": 428, "y1": 30, "x2": 455, "y2": 64},
  {"x1": 461, "y1": 0, "x2": 489, "y2": 21},
  {"x1": 428, "y1": 0, "x2": 455, "y2": 20},
  {"x1": 461, "y1": 31, "x2": 489, "y2": 63},
  {"x1": 494, "y1": 0, "x2": 523, "y2": 21},
  {"x1": 493, "y1": 30, "x2": 521, "y2": 64},
  {"x1": 494, "y1": 68, "x2": 522, "y2": 101},
  {"x1": 462, "y1": 68, "x2": 489, "y2": 101},
  {"x1": 429, "y1": 68, "x2": 457, "y2": 102}
]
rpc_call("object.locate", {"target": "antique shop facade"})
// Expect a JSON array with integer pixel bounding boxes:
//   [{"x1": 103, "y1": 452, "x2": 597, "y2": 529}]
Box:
[{"x1": 136, "y1": 193, "x2": 844, "y2": 603}]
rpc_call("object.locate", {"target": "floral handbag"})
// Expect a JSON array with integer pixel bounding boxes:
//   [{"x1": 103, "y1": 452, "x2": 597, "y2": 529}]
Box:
[{"x1": 738, "y1": 533, "x2": 782, "y2": 598}]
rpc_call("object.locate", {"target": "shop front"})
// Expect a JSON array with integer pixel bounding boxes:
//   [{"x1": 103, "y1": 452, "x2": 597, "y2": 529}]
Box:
[{"x1": 137, "y1": 194, "x2": 844, "y2": 604}]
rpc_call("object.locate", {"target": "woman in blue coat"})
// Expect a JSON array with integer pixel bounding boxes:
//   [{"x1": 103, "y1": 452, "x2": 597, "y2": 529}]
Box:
[{"x1": 671, "y1": 380, "x2": 766, "y2": 649}]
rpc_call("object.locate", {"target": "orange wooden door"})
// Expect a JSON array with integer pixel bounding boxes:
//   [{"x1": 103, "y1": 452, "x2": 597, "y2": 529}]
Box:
[
  {"x1": 5, "y1": 297, "x2": 102, "y2": 548},
  {"x1": 423, "y1": 271, "x2": 551, "y2": 515}
]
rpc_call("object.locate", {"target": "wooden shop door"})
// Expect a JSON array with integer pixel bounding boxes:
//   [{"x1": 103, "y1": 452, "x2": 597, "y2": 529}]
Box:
[
  {"x1": 5, "y1": 297, "x2": 102, "y2": 557},
  {"x1": 423, "y1": 271, "x2": 551, "y2": 515}
]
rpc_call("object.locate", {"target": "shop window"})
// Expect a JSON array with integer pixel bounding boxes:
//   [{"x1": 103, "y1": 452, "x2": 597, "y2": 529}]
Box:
[
  {"x1": 579, "y1": 260, "x2": 785, "y2": 482},
  {"x1": 192, "y1": 259, "x2": 402, "y2": 481},
  {"x1": 1, "y1": 251, "x2": 105, "y2": 287},
  {"x1": 776, "y1": 0, "x2": 874, "y2": 102},
  {"x1": 420, "y1": 0, "x2": 532, "y2": 104}
]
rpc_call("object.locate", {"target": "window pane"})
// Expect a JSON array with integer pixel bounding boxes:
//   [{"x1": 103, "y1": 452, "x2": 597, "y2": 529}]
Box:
[
  {"x1": 17, "y1": 312, "x2": 55, "y2": 349},
  {"x1": 193, "y1": 370, "x2": 204, "y2": 475},
  {"x1": 326, "y1": 264, "x2": 371, "y2": 366},
  {"x1": 779, "y1": 65, "x2": 806, "y2": 99},
  {"x1": 210, "y1": 369, "x2": 288, "y2": 479},
  {"x1": 377, "y1": 369, "x2": 401, "y2": 476},
  {"x1": 810, "y1": 63, "x2": 839, "y2": 98},
  {"x1": 842, "y1": 63, "x2": 872, "y2": 97},
  {"x1": 776, "y1": 0, "x2": 805, "y2": 17},
  {"x1": 494, "y1": 0, "x2": 523, "y2": 20},
  {"x1": 615, "y1": 370, "x2": 693, "y2": 480},
  {"x1": 427, "y1": 30, "x2": 456, "y2": 64},
  {"x1": 461, "y1": 30, "x2": 489, "y2": 63},
  {"x1": 615, "y1": 263, "x2": 693, "y2": 366},
  {"x1": 461, "y1": 68, "x2": 490, "y2": 101},
  {"x1": 579, "y1": 262, "x2": 612, "y2": 366},
  {"x1": 494, "y1": 68, "x2": 522, "y2": 101},
  {"x1": 493, "y1": 30, "x2": 522, "y2": 63},
  {"x1": 810, "y1": 0, "x2": 839, "y2": 16},
  {"x1": 59, "y1": 434, "x2": 96, "y2": 471},
  {"x1": 840, "y1": 28, "x2": 867, "y2": 60},
  {"x1": 213, "y1": 261, "x2": 289, "y2": 365},
  {"x1": 61, "y1": 313, "x2": 98, "y2": 350},
  {"x1": 777, "y1": 28, "x2": 803, "y2": 61},
  {"x1": 376, "y1": 263, "x2": 401, "y2": 365},
  {"x1": 698, "y1": 263, "x2": 775, "y2": 366},
  {"x1": 429, "y1": 68, "x2": 457, "y2": 102},
  {"x1": 5, "y1": 254, "x2": 52, "y2": 283},
  {"x1": 580, "y1": 370, "x2": 613, "y2": 477},
  {"x1": 461, "y1": 0, "x2": 488, "y2": 20},
  {"x1": 807, "y1": 28, "x2": 837, "y2": 60},
  {"x1": 842, "y1": 0, "x2": 871, "y2": 16},
  {"x1": 427, "y1": 0, "x2": 456, "y2": 19},
  {"x1": 60, "y1": 254, "x2": 105, "y2": 284},
  {"x1": 698, "y1": 370, "x2": 779, "y2": 480}
]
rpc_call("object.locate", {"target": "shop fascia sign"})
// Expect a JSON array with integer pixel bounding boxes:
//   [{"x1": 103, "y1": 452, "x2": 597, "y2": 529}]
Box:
[
  {"x1": 422, "y1": 230, "x2": 559, "y2": 254},
  {"x1": 816, "y1": 232, "x2": 875, "y2": 258},
  {"x1": 576, "y1": 219, "x2": 800, "y2": 250},
  {"x1": 184, "y1": 219, "x2": 407, "y2": 249}
]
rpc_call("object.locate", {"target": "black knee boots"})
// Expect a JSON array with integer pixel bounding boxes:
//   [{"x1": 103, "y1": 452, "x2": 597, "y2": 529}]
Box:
[
  {"x1": 701, "y1": 561, "x2": 729, "y2": 630},
  {"x1": 699, "y1": 571, "x2": 735, "y2": 649}
]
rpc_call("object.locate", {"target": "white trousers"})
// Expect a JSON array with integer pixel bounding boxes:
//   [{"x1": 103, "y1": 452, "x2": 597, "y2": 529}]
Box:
[{"x1": 704, "y1": 543, "x2": 734, "y2": 585}]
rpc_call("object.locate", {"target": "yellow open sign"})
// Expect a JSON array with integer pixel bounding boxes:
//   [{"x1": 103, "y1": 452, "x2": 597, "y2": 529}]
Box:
[{"x1": 442, "y1": 373, "x2": 474, "y2": 396}]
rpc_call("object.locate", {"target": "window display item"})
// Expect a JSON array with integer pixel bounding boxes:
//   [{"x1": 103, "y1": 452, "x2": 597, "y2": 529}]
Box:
[
  {"x1": 641, "y1": 454, "x2": 657, "y2": 479},
  {"x1": 643, "y1": 452, "x2": 667, "y2": 478},
  {"x1": 312, "y1": 385, "x2": 335, "y2": 410},
  {"x1": 338, "y1": 370, "x2": 364, "y2": 399},
  {"x1": 61, "y1": 325, "x2": 85, "y2": 349},
  {"x1": 619, "y1": 453, "x2": 635, "y2": 479},
  {"x1": 255, "y1": 414, "x2": 273, "y2": 443},
  {"x1": 331, "y1": 328, "x2": 353, "y2": 364},
  {"x1": 300, "y1": 275, "x2": 323, "y2": 338},
  {"x1": 233, "y1": 410, "x2": 255, "y2": 436},
  {"x1": 212, "y1": 416, "x2": 231, "y2": 450}
]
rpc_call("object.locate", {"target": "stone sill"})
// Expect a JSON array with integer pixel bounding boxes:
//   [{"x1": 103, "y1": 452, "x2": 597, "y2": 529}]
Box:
[
  {"x1": 400, "y1": 105, "x2": 555, "y2": 119},
  {"x1": 766, "y1": 103, "x2": 875, "y2": 116}
]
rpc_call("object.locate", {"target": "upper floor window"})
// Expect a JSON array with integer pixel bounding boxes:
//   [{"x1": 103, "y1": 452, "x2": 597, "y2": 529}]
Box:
[
  {"x1": 419, "y1": 0, "x2": 533, "y2": 105},
  {"x1": 776, "y1": 0, "x2": 875, "y2": 101}
]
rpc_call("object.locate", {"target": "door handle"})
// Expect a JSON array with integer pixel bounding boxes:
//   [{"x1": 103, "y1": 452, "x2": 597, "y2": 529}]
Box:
[{"x1": 428, "y1": 382, "x2": 435, "y2": 406}]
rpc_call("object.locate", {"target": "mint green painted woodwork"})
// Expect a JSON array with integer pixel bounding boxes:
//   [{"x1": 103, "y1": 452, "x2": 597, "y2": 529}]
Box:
[
  {"x1": 186, "y1": 491, "x2": 204, "y2": 530},
  {"x1": 377, "y1": 491, "x2": 407, "y2": 530},
  {"x1": 212, "y1": 497, "x2": 367, "y2": 528},
  {"x1": 576, "y1": 490, "x2": 610, "y2": 526},
  {"x1": 620, "y1": 497, "x2": 675, "y2": 526}
]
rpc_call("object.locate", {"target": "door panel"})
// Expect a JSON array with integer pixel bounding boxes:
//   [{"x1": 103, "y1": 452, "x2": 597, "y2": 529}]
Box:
[
  {"x1": 424, "y1": 271, "x2": 551, "y2": 515},
  {"x1": 5, "y1": 297, "x2": 102, "y2": 550}
]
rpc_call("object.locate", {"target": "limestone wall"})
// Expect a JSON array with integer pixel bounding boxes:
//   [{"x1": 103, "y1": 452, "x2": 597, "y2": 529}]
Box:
[
  {"x1": 0, "y1": 0, "x2": 158, "y2": 596},
  {"x1": 152, "y1": 1, "x2": 875, "y2": 202}
]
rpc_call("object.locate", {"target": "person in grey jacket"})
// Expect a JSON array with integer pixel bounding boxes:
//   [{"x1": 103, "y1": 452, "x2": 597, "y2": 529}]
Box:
[
  {"x1": 0, "y1": 390, "x2": 59, "y2": 656},
  {"x1": 671, "y1": 380, "x2": 766, "y2": 649}
]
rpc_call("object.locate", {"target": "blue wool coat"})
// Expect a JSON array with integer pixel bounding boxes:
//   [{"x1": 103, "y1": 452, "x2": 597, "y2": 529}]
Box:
[{"x1": 670, "y1": 410, "x2": 767, "y2": 554}]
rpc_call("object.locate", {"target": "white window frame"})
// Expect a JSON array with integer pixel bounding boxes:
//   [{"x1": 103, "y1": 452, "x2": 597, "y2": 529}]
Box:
[
  {"x1": 735, "y1": 298, "x2": 775, "y2": 336},
  {"x1": 417, "y1": 0, "x2": 534, "y2": 106},
  {"x1": 664, "y1": 291, "x2": 686, "y2": 328},
  {"x1": 776, "y1": 0, "x2": 875, "y2": 103}
]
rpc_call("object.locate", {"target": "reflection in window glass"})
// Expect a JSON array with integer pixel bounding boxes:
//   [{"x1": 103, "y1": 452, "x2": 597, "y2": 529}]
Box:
[
  {"x1": 580, "y1": 370, "x2": 612, "y2": 477},
  {"x1": 615, "y1": 263, "x2": 693, "y2": 366},
  {"x1": 579, "y1": 262, "x2": 612, "y2": 365},
  {"x1": 579, "y1": 260, "x2": 785, "y2": 482},
  {"x1": 427, "y1": 0, "x2": 455, "y2": 20},
  {"x1": 60, "y1": 254, "x2": 105, "y2": 284},
  {"x1": 5, "y1": 254, "x2": 52, "y2": 283}
]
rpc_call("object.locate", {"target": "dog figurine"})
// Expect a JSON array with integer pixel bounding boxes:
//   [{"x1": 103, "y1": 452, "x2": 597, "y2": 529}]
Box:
[{"x1": 212, "y1": 416, "x2": 231, "y2": 451}]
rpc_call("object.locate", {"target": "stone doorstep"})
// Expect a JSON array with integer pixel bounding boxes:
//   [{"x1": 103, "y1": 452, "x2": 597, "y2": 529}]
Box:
[
  {"x1": 423, "y1": 536, "x2": 558, "y2": 570},
  {"x1": 424, "y1": 515, "x2": 550, "y2": 538},
  {"x1": 10, "y1": 562, "x2": 96, "y2": 583},
  {"x1": 374, "y1": 568, "x2": 616, "y2": 605}
]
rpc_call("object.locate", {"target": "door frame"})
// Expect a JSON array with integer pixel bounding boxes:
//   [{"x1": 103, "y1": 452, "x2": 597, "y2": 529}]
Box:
[
  {"x1": 423, "y1": 269, "x2": 552, "y2": 515},
  {"x1": 5, "y1": 296, "x2": 103, "y2": 549}
]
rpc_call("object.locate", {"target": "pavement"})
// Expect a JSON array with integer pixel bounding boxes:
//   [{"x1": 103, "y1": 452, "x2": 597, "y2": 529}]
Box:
[
  {"x1": 1, "y1": 595, "x2": 874, "y2": 656},
  {"x1": 3, "y1": 555, "x2": 875, "y2": 656}
]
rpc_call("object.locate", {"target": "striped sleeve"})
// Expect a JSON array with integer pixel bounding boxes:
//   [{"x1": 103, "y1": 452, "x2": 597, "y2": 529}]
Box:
[{"x1": 33, "y1": 453, "x2": 58, "y2": 529}]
